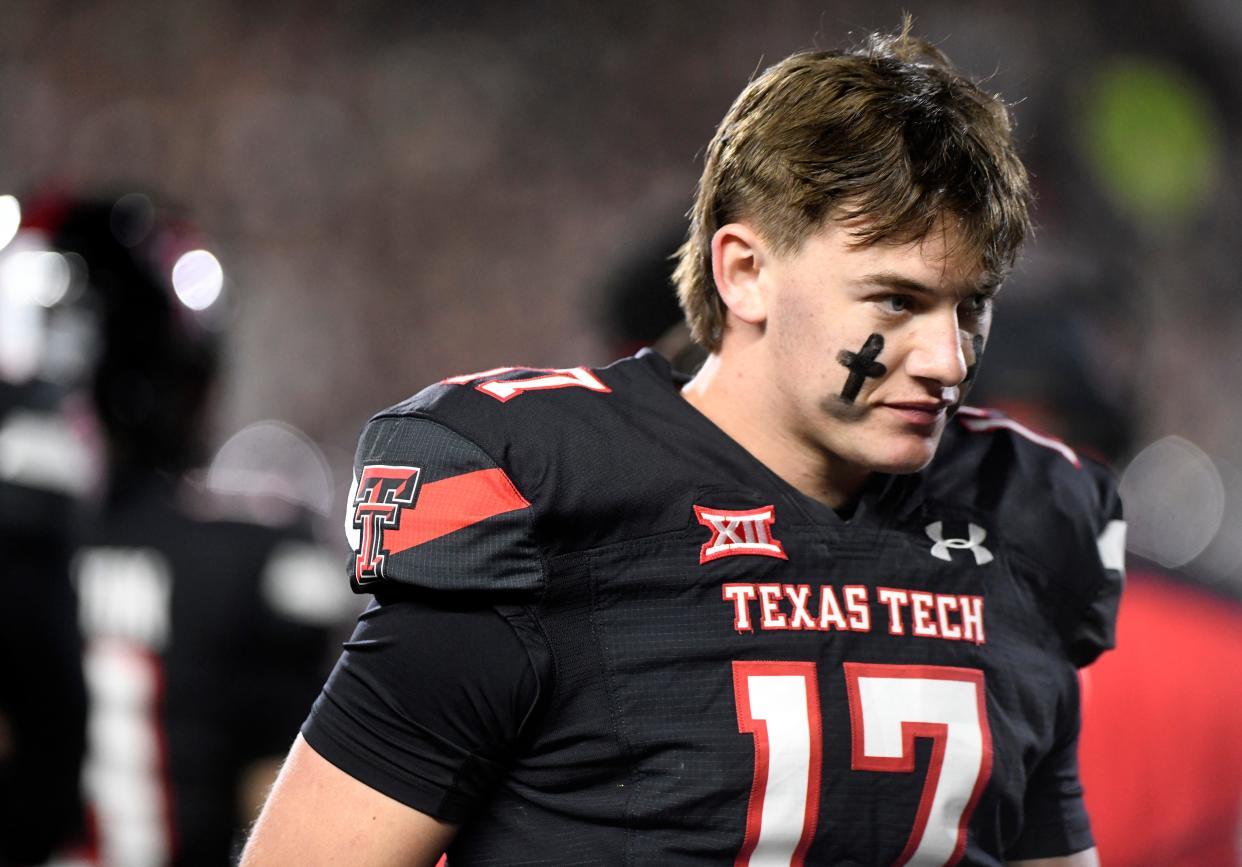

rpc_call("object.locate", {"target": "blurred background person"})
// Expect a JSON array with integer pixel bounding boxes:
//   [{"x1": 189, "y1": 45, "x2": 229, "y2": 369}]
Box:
[
  {"x1": 15, "y1": 192, "x2": 355, "y2": 867},
  {"x1": 0, "y1": 194, "x2": 91, "y2": 866},
  {"x1": 591, "y1": 218, "x2": 706, "y2": 375}
]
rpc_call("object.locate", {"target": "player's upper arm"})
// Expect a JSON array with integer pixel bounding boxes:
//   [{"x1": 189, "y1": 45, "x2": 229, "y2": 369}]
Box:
[
  {"x1": 1063, "y1": 459, "x2": 1126, "y2": 667},
  {"x1": 1007, "y1": 847, "x2": 1100, "y2": 867},
  {"x1": 301, "y1": 591, "x2": 551, "y2": 821},
  {"x1": 240, "y1": 733, "x2": 455, "y2": 867},
  {"x1": 277, "y1": 404, "x2": 553, "y2": 833}
]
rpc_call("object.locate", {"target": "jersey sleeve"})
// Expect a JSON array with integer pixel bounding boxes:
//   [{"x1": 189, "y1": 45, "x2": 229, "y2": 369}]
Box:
[
  {"x1": 343, "y1": 413, "x2": 542, "y2": 595},
  {"x1": 1062, "y1": 460, "x2": 1126, "y2": 668},
  {"x1": 306, "y1": 407, "x2": 553, "y2": 821},
  {"x1": 1004, "y1": 668, "x2": 1094, "y2": 859},
  {"x1": 300, "y1": 589, "x2": 552, "y2": 822}
]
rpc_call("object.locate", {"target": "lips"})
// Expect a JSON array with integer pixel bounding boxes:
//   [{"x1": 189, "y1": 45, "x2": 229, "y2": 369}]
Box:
[{"x1": 882, "y1": 402, "x2": 949, "y2": 426}]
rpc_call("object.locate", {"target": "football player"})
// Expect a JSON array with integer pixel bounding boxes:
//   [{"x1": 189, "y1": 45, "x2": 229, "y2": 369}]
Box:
[
  {"x1": 244, "y1": 21, "x2": 1122, "y2": 867},
  {"x1": 24, "y1": 193, "x2": 349, "y2": 866}
]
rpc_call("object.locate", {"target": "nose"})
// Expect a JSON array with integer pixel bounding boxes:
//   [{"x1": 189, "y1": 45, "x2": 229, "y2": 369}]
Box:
[{"x1": 905, "y1": 311, "x2": 969, "y2": 387}]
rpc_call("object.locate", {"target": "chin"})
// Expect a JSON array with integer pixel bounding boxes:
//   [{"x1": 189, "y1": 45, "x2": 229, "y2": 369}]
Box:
[{"x1": 866, "y1": 437, "x2": 941, "y2": 475}]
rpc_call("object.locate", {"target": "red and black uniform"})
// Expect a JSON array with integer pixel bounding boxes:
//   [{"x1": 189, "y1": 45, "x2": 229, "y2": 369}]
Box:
[
  {"x1": 76, "y1": 471, "x2": 343, "y2": 867},
  {"x1": 305, "y1": 350, "x2": 1124, "y2": 865}
]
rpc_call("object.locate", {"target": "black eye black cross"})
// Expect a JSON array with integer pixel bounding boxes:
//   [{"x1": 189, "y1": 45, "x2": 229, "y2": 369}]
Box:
[{"x1": 837, "y1": 333, "x2": 887, "y2": 403}]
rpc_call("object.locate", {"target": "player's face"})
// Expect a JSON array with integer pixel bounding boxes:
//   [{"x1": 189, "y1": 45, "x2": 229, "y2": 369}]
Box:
[{"x1": 759, "y1": 219, "x2": 993, "y2": 480}]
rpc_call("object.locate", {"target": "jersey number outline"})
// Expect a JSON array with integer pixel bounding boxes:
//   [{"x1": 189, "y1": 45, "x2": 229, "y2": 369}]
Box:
[
  {"x1": 732, "y1": 661, "x2": 992, "y2": 867},
  {"x1": 443, "y1": 366, "x2": 611, "y2": 402}
]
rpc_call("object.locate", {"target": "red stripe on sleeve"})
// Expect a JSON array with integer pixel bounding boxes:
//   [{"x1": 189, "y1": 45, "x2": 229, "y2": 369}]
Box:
[{"x1": 384, "y1": 468, "x2": 530, "y2": 554}]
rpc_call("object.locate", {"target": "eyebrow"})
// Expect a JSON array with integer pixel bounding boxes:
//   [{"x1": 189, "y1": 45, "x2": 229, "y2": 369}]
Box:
[{"x1": 856, "y1": 271, "x2": 1001, "y2": 297}]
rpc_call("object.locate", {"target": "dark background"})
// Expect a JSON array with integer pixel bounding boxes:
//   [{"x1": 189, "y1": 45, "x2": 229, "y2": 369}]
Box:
[{"x1": 5, "y1": 0, "x2": 1242, "y2": 586}]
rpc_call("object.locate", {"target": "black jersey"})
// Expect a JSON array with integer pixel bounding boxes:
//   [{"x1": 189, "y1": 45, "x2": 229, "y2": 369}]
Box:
[
  {"x1": 0, "y1": 380, "x2": 90, "y2": 865},
  {"x1": 75, "y1": 471, "x2": 348, "y2": 867},
  {"x1": 305, "y1": 350, "x2": 1124, "y2": 866}
]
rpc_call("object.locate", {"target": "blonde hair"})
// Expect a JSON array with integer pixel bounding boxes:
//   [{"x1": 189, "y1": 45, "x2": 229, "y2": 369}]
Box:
[{"x1": 674, "y1": 22, "x2": 1032, "y2": 350}]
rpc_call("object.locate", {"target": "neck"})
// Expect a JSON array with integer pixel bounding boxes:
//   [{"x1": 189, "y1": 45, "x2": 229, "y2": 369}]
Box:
[{"x1": 681, "y1": 351, "x2": 870, "y2": 509}]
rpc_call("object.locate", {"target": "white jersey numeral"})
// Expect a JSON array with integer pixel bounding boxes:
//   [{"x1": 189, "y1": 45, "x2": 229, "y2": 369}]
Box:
[
  {"x1": 733, "y1": 662, "x2": 822, "y2": 867},
  {"x1": 445, "y1": 366, "x2": 611, "y2": 402},
  {"x1": 733, "y1": 662, "x2": 992, "y2": 867},
  {"x1": 76, "y1": 547, "x2": 175, "y2": 867},
  {"x1": 844, "y1": 663, "x2": 992, "y2": 866}
]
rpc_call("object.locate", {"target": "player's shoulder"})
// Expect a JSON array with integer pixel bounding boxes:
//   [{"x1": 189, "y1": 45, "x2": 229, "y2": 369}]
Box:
[
  {"x1": 376, "y1": 352, "x2": 666, "y2": 439},
  {"x1": 359, "y1": 351, "x2": 679, "y2": 498},
  {"x1": 346, "y1": 352, "x2": 680, "y2": 595},
  {"x1": 931, "y1": 406, "x2": 1117, "y2": 520},
  {"x1": 927, "y1": 407, "x2": 1125, "y2": 666}
]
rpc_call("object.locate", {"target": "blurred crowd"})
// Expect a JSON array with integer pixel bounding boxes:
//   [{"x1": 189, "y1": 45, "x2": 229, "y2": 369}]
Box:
[
  {"x1": 4, "y1": 0, "x2": 1242, "y2": 590},
  {"x1": 2, "y1": 0, "x2": 1242, "y2": 864}
]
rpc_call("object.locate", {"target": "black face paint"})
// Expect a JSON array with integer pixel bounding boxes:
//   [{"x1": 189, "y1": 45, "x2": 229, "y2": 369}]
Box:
[
  {"x1": 837, "y1": 333, "x2": 887, "y2": 403},
  {"x1": 963, "y1": 334, "x2": 985, "y2": 385}
]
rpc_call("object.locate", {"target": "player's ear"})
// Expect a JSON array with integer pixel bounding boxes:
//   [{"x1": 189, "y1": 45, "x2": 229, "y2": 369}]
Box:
[{"x1": 711, "y1": 222, "x2": 769, "y2": 327}]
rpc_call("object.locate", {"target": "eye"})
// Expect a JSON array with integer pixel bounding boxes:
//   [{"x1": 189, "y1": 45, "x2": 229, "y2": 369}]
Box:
[
  {"x1": 878, "y1": 294, "x2": 915, "y2": 315},
  {"x1": 962, "y1": 293, "x2": 993, "y2": 318}
]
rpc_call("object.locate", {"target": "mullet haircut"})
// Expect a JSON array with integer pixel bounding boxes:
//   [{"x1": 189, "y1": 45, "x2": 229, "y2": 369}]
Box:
[{"x1": 673, "y1": 20, "x2": 1033, "y2": 351}]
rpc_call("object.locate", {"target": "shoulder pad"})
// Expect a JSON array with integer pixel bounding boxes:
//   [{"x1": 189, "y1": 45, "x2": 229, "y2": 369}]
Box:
[
  {"x1": 937, "y1": 409, "x2": 1125, "y2": 667},
  {"x1": 344, "y1": 412, "x2": 541, "y2": 596},
  {"x1": 377, "y1": 363, "x2": 615, "y2": 460},
  {"x1": 387, "y1": 363, "x2": 613, "y2": 430},
  {"x1": 365, "y1": 352, "x2": 715, "y2": 558}
]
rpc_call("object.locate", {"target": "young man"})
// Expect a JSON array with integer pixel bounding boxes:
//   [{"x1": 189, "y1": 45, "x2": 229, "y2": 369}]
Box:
[{"x1": 244, "y1": 24, "x2": 1122, "y2": 866}]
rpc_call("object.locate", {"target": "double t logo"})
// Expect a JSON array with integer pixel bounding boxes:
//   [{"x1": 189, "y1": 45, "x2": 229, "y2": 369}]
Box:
[{"x1": 352, "y1": 465, "x2": 422, "y2": 583}]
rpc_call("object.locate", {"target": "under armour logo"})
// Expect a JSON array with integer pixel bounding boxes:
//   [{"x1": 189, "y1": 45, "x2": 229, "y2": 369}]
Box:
[
  {"x1": 925, "y1": 521, "x2": 993, "y2": 565},
  {"x1": 695, "y1": 505, "x2": 788, "y2": 564}
]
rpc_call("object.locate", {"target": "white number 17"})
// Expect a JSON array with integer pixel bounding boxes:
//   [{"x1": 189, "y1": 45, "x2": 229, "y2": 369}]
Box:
[{"x1": 732, "y1": 661, "x2": 992, "y2": 867}]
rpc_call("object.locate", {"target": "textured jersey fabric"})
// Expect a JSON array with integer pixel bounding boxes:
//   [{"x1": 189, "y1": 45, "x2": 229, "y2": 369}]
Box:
[{"x1": 305, "y1": 350, "x2": 1124, "y2": 865}]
